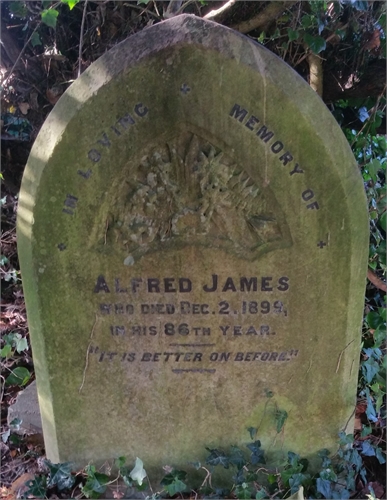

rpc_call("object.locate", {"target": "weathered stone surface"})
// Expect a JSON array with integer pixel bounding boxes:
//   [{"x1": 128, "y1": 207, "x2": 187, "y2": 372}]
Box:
[
  {"x1": 17, "y1": 15, "x2": 368, "y2": 474},
  {"x1": 7, "y1": 381, "x2": 43, "y2": 434}
]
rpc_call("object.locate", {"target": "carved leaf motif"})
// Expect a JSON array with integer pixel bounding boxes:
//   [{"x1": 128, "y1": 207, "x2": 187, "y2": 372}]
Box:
[{"x1": 110, "y1": 132, "x2": 291, "y2": 262}]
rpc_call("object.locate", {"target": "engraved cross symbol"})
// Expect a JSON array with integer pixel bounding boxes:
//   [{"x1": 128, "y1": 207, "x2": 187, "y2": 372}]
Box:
[
  {"x1": 180, "y1": 83, "x2": 191, "y2": 95},
  {"x1": 317, "y1": 241, "x2": 327, "y2": 248}
]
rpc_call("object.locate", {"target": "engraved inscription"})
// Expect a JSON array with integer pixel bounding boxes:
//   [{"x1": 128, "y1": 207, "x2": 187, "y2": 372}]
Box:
[
  {"x1": 88, "y1": 347, "x2": 299, "y2": 364},
  {"x1": 78, "y1": 168, "x2": 92, "y2": 179},
  {"x1": 62, "y1": 194, "x2": 78, "y2": 215},
  {"x1": 89, "y1": 272, "x2": 296, "y2": 373},
  {"x1": 229, "y1": 103, "x2": 320, "y2": 209}
]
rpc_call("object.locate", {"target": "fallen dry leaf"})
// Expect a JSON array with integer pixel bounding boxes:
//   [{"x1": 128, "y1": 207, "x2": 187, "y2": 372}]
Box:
[
  {"x1": 29, "y1": 91, "x2": 39, "y2": 111},
  {"x1": 18, "y1": 102, "x2": 30, "y2": 115},
  {"x1": 0, "y1": 486, "x2": 12, "y2": 499},
  {"x1": 368, "y1": 481, "x2": 385, "y2": 498},
  {"x1": 354, "y1": 416, "x2": 362, "y2": 431},
  {"x1": 356, "y1": 400, "x2": 367, "y2": 415},
  {"x1": 9, "y1": 473, "x2": 35, "y2": 499},
  {"x1": 364, "y1": 29, "x2": 380, "y2": 51},
  {"x1": 112, "y1": 491, "x2": 125, "y2": 499},
  {"x1": 26, "y1": 433, "x2": 45, "y2": 448},
  {"x1": 360, "y1": 481, "x2": 385, "y2": 499},
  {"x1": 46, "y1": 87, "x2": 63, "y2": 105}
]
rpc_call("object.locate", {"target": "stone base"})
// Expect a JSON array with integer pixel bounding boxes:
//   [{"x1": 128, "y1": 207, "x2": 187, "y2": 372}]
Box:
[{"x1": 7, "y1": 380, "x2": 43, "y2": 434}]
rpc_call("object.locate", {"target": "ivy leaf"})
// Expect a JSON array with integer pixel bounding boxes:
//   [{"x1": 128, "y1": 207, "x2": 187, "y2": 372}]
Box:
[
  {"x1": 275, "y1": 410, "x2": 288, "y2": 433},
  {"x1": 235, "y1": 483, "x2": 252, "y2": 499},
  {"x1": 320, "y1": 469, "x2": 337, "y2": 481},
  {"x1": 366, "y1": 311, "x2": 384, "y2": 330},
  {"x1": 376, "y1": 447, "x2": 386, "y2": 464},
  {"x1": 362, "y1": 356, "x2": 380, "y2": 384},
  {"x1": 289, "y1": 473, "x2": 309, "y2": 494},
  {"x1": 9, "y1": 1, "x2": 28, "y2": 18},
  {"x1": 247, "y1": 426, "x2": 257, "y2": 440},
  {"x1": 0, "y1": 344, "x2": 12, "y2": 358},
  {"x1": 229, "y1": 446, "x2": 246, "y2": 470},
  {"x1": 287, "y1": 28, "x2": 300, "y2": 42},
  {"x1": 118, "y1": 462, "x2": 133, "y2": 487},
  {"x1": 246, "y1": 441, "x2": 265, "y2": 465},
  {"x1": 338, "y1": 432, "x2": 354, "y2": 446},
  {"x1": 368, "y1": 158, "x2": 382, "y2": 181},
  {"x1": 2, "y1": 429, "x2": 10, "y2": 443},
  {"x1": 205, "y1": 447, "x2": 230, "y2": 469},
  {"x1": 358, "y1": 106, "x2": 370, "y2": 123},
  {"x1": 317, "y1": 449, "x2": 331, "y2": 468},
  {"x1": 115, "y1": 456, "x2": 126, "y2": 469},
  {"x1": 24, "y1": 476, "x2": 47, "y2": 498},
  {"x1": 5, "y1": 366, "x2": 31, "y2": 386},
  {"x1": 335, "y1": 28, "x2": 347, "y2": 39},
  {"x1": 31, "y1": 32, "x2": 42, "y2": 47},
  {"x1": 46, "y1": 461, "x2": 75, "y2": 490},
  {"x1": 160, "y1": 470, "x2": 187, "y2": 496},
  {"x1": 233, "y1": 468, "x2": 246, "y2": 485},
  {"x1": 189, "y1": 461, "x2": 201, "y2": 470},
  {"x1": 351, "y1": 1, "x2": 368, "y2": 11},
  {"x1": 41, "y1": 9, "x2": 59, "y2": 29},
  {"x1": 82, "y1": 466, "x2": 110, "y2": 498},
  {"x1": 163, "y1": 478, "x2": 186, "y2": 496},
  {"x1": 129, "y1": 457, "x2": 147, "y2": 485},
  {"x1": 245, "y1": 471, "x2": 258, "y2": 483},
  {"x1": 301, "y1": 14, "x2": 314, "y2": 28},
  {"x1": 361, "y1": 426, "x2": 372, "y2": 437},
  {"x1": 365, "y1": 397, "x2": 378, "y2": 422},
  {"x1": 15, "y1": 336, "x2": 28, "y2": 353},
  {"x1": 304, "y1": 33, "x2": 326, "y2": 54},
  {"x1": 360, "y1": 440, "x2": 376, "y2": 457},
  {"x1": 0, "y1": 255, "x2": 9, "y2": 265},
  {"x1": 348, "y1": 448, "x2": 363, "y2": 473},
  {"x1": 9, "y1": 418, "x2": 22, "y2": 431},
  {"x1": 61, "y1": 0, "x2": 80, "y2": 9},
  {"x1": 316, "y1": 478, "x2": 332, "y2": 499},
  {"x1": 317, "y1": 17, "x2": 326, "y2": 35}
]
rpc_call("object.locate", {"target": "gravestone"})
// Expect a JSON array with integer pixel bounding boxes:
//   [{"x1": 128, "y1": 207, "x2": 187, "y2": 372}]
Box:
[{"x1": 17, "y1": 15, "x2": 368, "y2": 472}]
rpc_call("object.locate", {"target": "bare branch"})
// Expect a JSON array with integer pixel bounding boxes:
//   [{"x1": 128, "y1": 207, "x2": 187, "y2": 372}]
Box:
[
  {"x1": 231, "y1": 1, "x2": 297, "y2": 34},
  {"x1": 164, "y1": 0, "x2": 184, "y2": 19},
  {"x1": 78, "y1": 0, "x2": 88, "y2": 78},
  {"x1": 307, "y1": 53, "x2": 323, "y2": 97},
  {"x1": 367, "y1": 268, "x2": 387, "y2": 292},
  {"x1": 204, "y1": 0, "x2": 236, "y2": 20},
  {"x1": 0, "y1": 25, "x2": 39, "y2": 86}
]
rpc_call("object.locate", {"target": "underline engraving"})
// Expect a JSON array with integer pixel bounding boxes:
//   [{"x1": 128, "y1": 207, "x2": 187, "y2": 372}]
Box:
[
  {"x1": 169, "y1": 343, "x2": 216, "y2": 347},
  {"x1": 172, "y1": 368, "x2": 216, "y2": 374}
]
